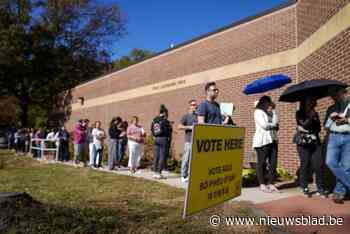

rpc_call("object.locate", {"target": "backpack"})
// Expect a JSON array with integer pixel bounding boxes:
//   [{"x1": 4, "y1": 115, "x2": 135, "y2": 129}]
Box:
[{"x1": 152, "y1": 117, "x2": 167, "y2": 137}]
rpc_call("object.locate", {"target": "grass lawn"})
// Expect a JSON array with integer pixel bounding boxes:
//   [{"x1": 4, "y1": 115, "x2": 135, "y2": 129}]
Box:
[{"x1": 0, "y1": 150, "x2": 273, "y2": 234}]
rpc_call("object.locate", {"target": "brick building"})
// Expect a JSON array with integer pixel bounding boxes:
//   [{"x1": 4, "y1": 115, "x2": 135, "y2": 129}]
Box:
[{"x1": 67, "y1": 0, "x2": 350, "y2": 174}]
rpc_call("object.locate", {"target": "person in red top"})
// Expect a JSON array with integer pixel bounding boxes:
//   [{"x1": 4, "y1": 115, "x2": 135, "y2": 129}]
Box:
[
  {"x1": 73, "y1": 119, "x2": 87, "y2": 165},
  {"x1": 127, "y1": 116, "x2": 146, "y2": 173}
]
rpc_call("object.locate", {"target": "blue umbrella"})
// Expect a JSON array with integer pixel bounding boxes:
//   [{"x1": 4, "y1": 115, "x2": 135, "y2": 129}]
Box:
[{"x1": 243, "y1": 74, "x2": 291, "y2": 95}]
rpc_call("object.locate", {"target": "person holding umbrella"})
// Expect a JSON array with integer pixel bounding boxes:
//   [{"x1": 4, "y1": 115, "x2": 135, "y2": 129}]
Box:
[
  {"x1": 324, "y1": 87, "x2": 350, "y2": 204},
  {"x1": 294, "y1": 97, "x2": 327, "y2": 197},
  {"x1": 243, "y1": 74, "x2": 291, "y2": 193},
  {"x1": 279, "y1": 79, "x2": 349, "y2": 202},
  {"x1": 253, "y1": 96, "x2": 280, "y2": 193}
]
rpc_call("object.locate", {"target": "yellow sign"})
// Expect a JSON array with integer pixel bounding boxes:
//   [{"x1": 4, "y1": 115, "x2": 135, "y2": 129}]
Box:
[{"x1": 183, "y1": 124, "x2": 245, "y2": 218}]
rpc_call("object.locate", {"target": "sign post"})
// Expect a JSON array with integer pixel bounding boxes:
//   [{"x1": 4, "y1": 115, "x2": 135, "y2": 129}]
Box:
[{"x1": 183, "y1": 124, "x2": 245, "y2": 218}]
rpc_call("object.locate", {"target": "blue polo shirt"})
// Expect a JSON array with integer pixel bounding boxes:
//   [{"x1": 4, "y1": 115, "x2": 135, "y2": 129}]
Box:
[{"x1": 197, "y1": 100, "x2": 222, "y2": 124}]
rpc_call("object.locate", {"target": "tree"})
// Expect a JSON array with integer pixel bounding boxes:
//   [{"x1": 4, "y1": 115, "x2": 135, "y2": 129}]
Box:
[
  {"x1": 0, "y1": 0, "x2": 125, "y2": 127},
  {"x1": 0, "y1": 96, "x2": 20, "y2": 125},
  {"x1": 111, "y1": 48, "x2": 154, "y2": 71},
  {"x1": 130, "y1": 48, "x2": 153, "y2": 62}
]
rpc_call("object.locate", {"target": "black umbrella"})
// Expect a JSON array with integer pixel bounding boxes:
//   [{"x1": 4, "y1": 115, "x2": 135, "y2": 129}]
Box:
[{"x1": 279, "y1": 79, "x2": 348, "y2": 102}]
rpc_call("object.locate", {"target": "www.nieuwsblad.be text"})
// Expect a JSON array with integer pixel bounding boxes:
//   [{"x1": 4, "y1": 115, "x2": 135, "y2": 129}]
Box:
[{"x1": 209, "y1": 215, "x2": 344, "y2": 227}]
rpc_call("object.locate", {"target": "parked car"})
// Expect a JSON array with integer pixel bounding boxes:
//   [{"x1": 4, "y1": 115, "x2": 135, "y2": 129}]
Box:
[{"x1": 0, "y1": 130, "x2": 8, "y2": 149}]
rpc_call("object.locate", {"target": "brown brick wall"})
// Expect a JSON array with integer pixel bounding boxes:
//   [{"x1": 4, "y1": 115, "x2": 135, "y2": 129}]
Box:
[
  {"x1": 71, "y1": 5, "x2": 296, "y2": 102},
  {"x1": 297, "y1": 0, "x2": 350, "y2": 44},
  {"x1": 298, "y1": 27, "x2": 350, "y2": 135},
  {"x1": 216, "y1": 67, "x2": 298, "y2": 173}
]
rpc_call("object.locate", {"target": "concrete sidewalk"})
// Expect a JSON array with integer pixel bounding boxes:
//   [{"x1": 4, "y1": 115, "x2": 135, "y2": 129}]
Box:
[
  {"x1": 40, "y1": 159, "x2": 300, "y2": 205},
  {"x1": 112, "y1": 167, "x2": 301, "y2": 204}
]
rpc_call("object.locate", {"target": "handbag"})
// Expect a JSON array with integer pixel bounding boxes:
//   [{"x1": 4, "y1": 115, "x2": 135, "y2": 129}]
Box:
[{"x1": 293, "y1": 130, "x2": 317, "y2": 146}]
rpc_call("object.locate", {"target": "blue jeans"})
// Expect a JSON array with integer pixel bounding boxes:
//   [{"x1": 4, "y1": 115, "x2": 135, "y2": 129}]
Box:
[
  {"x1": 181, "y1": 142, "x2": 192, "y2": 178},
  {"x1": 154, "y1": 137, "x2": 168, "y2": 174},
  {"x1": 94, "y1": 145, "x2": 103, "y2": 167},
  {"x1": 326, "y1": 133, "x2": 350, "y2": 196},
  {"x1": 89, "y1": 143, "x2": 96, "y2": 166},
  {"x1": 74, "y1": 143, "x2": 84, "y2": 162},
  {"x1": 117, "y1": 139, "x2": 127, "y2": 164},
  {"x1": 108, "y1": 139, "x2": 118, "y2": 170}
]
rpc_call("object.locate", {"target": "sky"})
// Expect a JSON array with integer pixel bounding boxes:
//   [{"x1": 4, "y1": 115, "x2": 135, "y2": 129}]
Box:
[{"x1": 101, "y1": 0, "x2": 291, "y2": 59}]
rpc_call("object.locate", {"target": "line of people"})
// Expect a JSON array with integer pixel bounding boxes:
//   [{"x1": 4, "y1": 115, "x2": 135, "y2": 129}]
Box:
[
  {"x1": 70, "y1": 82, "x2": 232, "y2": 179},
  {"x1": 6, "y1": 81, "x2": 349, "y2": 203},
  {"x1": 6, "y1": 127, "x2": 70, "y2": 160},
  {"x1": 7, "y1": 127, "x2": 34, "y2": 154},
  {"x1": 5, "y1": 82, "x2": 233, "y2": 181},
  {"x1": 73, "y1": 119, "x2": 108, "y2": 168},
  {"x1": 178, "y1": 82, "x2": 350, "y2": 205},
  {"x1": 72, "y1": 117, "x2": 147, "y2": 174},
  {"x1": 251, "y1": 86, "x2": 350, "y2": 205}
]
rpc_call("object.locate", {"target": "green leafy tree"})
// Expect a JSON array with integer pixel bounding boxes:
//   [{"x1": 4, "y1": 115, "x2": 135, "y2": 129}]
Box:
[
  {"x1": 111, "y1": 48, "x2": 154, "y2": 71},
  {"x1": 0, "y1": 0, "x2": 125, "y2": 127}
]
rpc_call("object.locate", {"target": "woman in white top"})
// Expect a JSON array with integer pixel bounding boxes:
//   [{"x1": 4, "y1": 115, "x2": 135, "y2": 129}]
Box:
[
  {"x1": 87, "y1": 123, "x2": 96, "y2": 167},
  {"x1": 46, "y1": 129, "x2": 57, "y2": 141},
  {"x1": 253, "y1": 96, "x2": 280, "y2": 193},
  {"x1": 92, "y1": 121, "x2": 106, "y2": 168},
  {"x1": 47, "y1": 128, "x2": 59, "y2": 148}
]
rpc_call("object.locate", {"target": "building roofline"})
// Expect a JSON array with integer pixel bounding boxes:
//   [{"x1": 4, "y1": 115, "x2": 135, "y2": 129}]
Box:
[{"x1": 77, "y1": 0, "x2": 297, "y2": 88}]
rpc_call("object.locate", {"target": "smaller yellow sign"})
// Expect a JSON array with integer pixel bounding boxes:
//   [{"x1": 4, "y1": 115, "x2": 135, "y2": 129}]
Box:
[{"x1": 183, "y1": 124, "x2": 245, "y2": 218}]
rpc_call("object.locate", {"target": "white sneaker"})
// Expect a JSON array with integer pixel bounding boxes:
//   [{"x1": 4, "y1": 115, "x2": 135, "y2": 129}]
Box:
[{"x1": 181, "y1": 177, "x2": 189, "y2": 183}]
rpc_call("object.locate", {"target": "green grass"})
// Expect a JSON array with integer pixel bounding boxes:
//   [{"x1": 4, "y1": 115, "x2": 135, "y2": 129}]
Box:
[{"x1": 0, "y1": 150, "x2": 273, "y2": 234}]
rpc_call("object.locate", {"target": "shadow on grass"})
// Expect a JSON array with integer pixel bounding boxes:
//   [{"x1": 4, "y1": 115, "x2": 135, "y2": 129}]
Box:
[{"x1": 1, "y1": 192, "x2": 236, "y2": 234}]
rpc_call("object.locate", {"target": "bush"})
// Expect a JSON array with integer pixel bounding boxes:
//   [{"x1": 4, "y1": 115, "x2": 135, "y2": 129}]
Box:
[
  {"x1": 143, "y1": 136, "x2": 154, "y2": 162},
  {"x1": 276, "y1": 167, "x2": 293, "y2": 179},
  {"x1": 68, "y1": 141, "x2": 74, "y2": 161},
  {"x1": 171, "y1": 153, "x2": 183, "y2": 174},
  {"x1": 242, "y1": 168, "x2": 258, "y2": 187},
  {"x1": 166, "y1": 158, "x2": 179, "y2": 172},
  {"x1": 173, "y1": 160, "x2": 182, "y2": 174},
  {"x1": 241, "y1": 167, "x2": 292, "y2": 187},
  {"x1": 102, "y1": 143, "x2": 108, "y2": 165}
]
